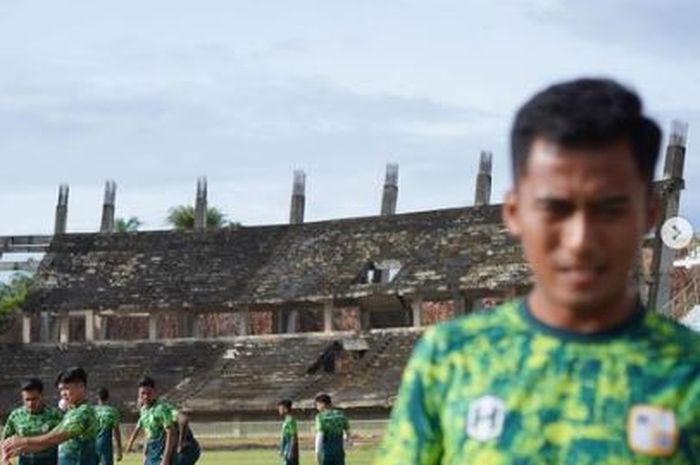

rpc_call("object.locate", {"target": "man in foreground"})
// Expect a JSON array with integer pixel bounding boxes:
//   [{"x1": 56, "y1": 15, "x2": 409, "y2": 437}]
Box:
[
  {"x1": 2, "y1": 379, "x2": 63, "y2": 465},
  {"x1": 2, "y1": 367, "x2": 99, "y2": 465},
  {"x1": 374, "y1": 78, "x2": 700, "y2": 463}
]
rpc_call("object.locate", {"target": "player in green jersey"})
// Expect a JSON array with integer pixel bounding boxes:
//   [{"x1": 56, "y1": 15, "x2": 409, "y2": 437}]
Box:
[
  {"x1": 278, "y1": 399, "x2": 299, "y2": 465},
  {"x1": 2, "y1": 367, "x2": 99, "y2": 465},
  {"x1": 125, "y1": 377, "x2": 176, "y2": 465},
  {"x1": 375, "y1": 78, "x2": 700, "y2": 464},
  {"x1": 314, "y1": 394, "x2": 350, "y2": 465},
  {"x1": 2, "y1": 378, "x2": 63, "y2": 465},
  {"x1": 94, "y1": 388, "x2": 122, "y2": 465}
]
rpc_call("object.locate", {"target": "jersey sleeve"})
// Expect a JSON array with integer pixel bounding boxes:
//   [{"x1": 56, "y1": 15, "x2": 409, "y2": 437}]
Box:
[
  {"x1": 56, "y1": 408, "x2": 87, "y2": 438},
  {"x1": 373, "y1": 327, "x2": 445, "y2": 465},
  {"x1": 314, "y1": 414, "x2": 322, "y2": 433},
  {"x1": 2, "y1": 411, "x2": 17, "y2": 438},
  {"x1": 156, "y1": 404, "x2": 176, "y2": 429}
]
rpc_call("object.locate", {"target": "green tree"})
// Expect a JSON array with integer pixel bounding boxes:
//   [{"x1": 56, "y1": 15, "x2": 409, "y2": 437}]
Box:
[
  {"x1": 115, "y1": 216, "x2": 142, "y2": 233},
  {"x1": 166, "y1": 205, "x2": 233, "y2": 231},
  {"x1": 0, "y1": 274, "x2": 32, "y2": 334}
]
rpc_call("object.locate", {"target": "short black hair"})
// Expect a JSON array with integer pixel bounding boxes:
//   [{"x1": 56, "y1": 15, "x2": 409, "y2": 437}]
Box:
[
  {"x1": 21, "y1": 378, "x2": 44, "y2": 393},
  {"x1": 315, "y1": 393, "x2": 332, "y2": 406},
  {"x1": 97, "y1": 387, "x2": 109, "y2": 402},
  {"x1": 56, "y1": 367, "x2": 87, "y2": 385},
  {"x1": 511, "y1": 78, "x2": 661, "y2": 184},
  {"x1": 278, "y1": 399, "x2": 293, "y2": 410},
  {"x1": 138, "y1": 376, "x2": 156, "y2": 389}
]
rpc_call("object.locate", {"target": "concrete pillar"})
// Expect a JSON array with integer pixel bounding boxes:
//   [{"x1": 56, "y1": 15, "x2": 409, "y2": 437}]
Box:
[
  {"x1": 194, "y1": 177, "x2": 207, "y2": 231},
  {"x1": 650, "y1": 120, "x2": 687, "y2": 314},
  {"x1": 411, "y1": 298, "x2": 423, "y2": 328},
  {"x1": 22, "y1": 315, "x2": 31, "y2": 343},
  {"x1": 54, "y1": 184, "x2": 69, "y2": 235},
  {"x1": 286, "y1": 309, "x2": 299, "y2": 334},
  {"x1": 380, "y1": 163, "x2": 399, "y2": 216},
  {"x1": 474, "y1": 151, "x2": 492, "y2": 206},
  {"x1": 323, "y1": 302, "x2": 334, "y2": 333},
  {"x1": 59, "y1": 316, "x2": 70, "y2": 344},
  {"x1": 238, "y1": 307, "x2": 249, "y2": 336},
  {"x1": 40, "y1": 312, "x2": 51, "y2": 342},
  {"x1": 95, "y1": 314, "x2": 107, "y2": 340},
  {"x1": 85, "y1": 310, "x2": 95, "y2": 341},
  {"x1": 192, "y1": 314, "x2": 202, "y2": 338},
  {"x1": 360, "y1": 308, "x2": 371, "y2": 330},
  {"x1": 148, "y1": 314, "x2": 158, "y2": 340},
  {"x1": 100, "y1": 180, "x2": 117, "y2": 233},
  {"x1": 289, "y1": 170, "x2": 306, "y2": 225}
]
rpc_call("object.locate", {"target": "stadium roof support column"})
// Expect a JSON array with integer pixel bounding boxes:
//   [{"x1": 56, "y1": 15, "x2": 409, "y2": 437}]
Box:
[
  {"x1": 323, "y1": 301, "x2": 333, "y2": 333},
  {"x1": 40, "y1": 312, "x2": 51, "y2": 342},
  {"x1": 148, "y1": 313, "x2": 158, "y2": 340},
  {"x1": 238, "y1": 307, "x2": 249, "y2": 336},
  {"x1": 58, "y1": 316, "x2": 69, "y2": 344},
  {"x1": 194, "y1": 177, "x2": 207, "y2": 231},
  {"x1": 100, "y1": 180, "x2": 117, "y2": 233},
  {"x1": 650, "y1": 120, "x2": 688, "y2": 314},
  {"x1": 22, "y1": 315, "x2": 31, "y2": 343},
  {"x1": 474, "y1": 151, "x2": 493, "y2": 206},
  {"x1": 54, "y1": 184, "x2": 69, "y2": 235},
  {"x1": 289, "y1": 170, "x2": 306, "y2": 225},
  {"x1": 411, "y1": 297, "x2": 423, "y2": 328},
  {"x1": 85, "y1": 310, "x2": 95, "y2": 341},
  {"x1": 286, "y1": 170, "x2": 306, "y2": 334},
  {"x1": 380, "y1": 163, "x2": 399, "y2": 216}
]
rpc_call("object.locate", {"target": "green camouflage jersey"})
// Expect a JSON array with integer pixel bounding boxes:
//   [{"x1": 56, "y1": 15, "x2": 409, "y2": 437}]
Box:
[
  {"x1": 315, "y1": 408, "x2": 349, "y2": 461},
  {"x1": 375, "y1": 300, "x2": 700, "y2": 465},
  {"x1": 137, "y1": 399, "x2": 176, "y2": 441},
  {"x1": 2, "y1": 405, "x2": 63, "y2": 461},
  {"x1": 280, "y1": 415, "x2": 299, "y2": 461},
  {"x1": 55, "y1": 401, "x2": 99, "y2": 465},
  {"x1": 94, "y1": 405, "x2": 119, "y2": 435}
]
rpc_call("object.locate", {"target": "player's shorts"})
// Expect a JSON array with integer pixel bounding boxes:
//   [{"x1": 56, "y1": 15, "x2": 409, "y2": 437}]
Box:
[
  {"x1": 319, "y1": 456, "x2": 345, "y2": 465},
  {"x1": 18, "y1": 451, "x2": 58, "y2": 465},
  {"x1": 144, "y1": 438, "x2": 167, "y2": 465},
  {"x1": 95, "y1": 430, "x2": 114, "y2": 465},
  {"x1": 173, "y1": 442, "x2": 201, "y2": 465},
  {"x1": 58, "y1": 439, "x2": 98, "y2": 465},
  {"x1": 283, "y1": 458, "x2": 300, "y2": 465}
]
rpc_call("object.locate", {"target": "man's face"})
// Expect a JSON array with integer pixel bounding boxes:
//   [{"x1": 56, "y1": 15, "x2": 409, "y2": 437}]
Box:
[
  {"x1": 503, "y1": 138, "x2": 657, "y2": 314},
  {"x1": 138, "y1": 386, "x2": 156, "y2": 407},
  {"x1": 278, "y1": 405, "x2": 287, "y2": 417},
  {"x1": 59, "y1": 381, "x2": 86, "y2": 406},
  {"x1": 315, "y1": 401, "x2": 327, "y2": 413},
  {"x1": 21, "y1": 390, "x2": 43, "y2": 413}
]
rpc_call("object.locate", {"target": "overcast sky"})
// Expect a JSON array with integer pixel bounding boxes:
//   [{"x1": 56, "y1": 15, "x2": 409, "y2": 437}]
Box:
[{"x1": 1, "y1": 0, "x2": 699, "y2": 237}]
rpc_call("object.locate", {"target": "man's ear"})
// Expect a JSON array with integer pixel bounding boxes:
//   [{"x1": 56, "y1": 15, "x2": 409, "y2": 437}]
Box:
[
  {"x1": 502, "y1": 189, "x2": 521, "y2": 237},
  {"x1": 645, "y1": 191, "x2": 661, "y2": 234}
]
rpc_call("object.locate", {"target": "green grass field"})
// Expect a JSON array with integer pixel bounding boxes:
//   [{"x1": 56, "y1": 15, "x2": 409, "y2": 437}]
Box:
[{"x1": 119, "y1": 446, "x2": 377, "y2": 465}]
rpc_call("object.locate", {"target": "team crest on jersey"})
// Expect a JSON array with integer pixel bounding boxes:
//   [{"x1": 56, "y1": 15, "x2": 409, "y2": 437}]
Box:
[
  {"x1": 42, "y1": 423, "x2": 51, "y2": 433},
  {"x1": 627, "y1": 405, "x2": 678, "y2": 457},
  {"x1": 466, "y1": 395, "x2": 506, "y2": 442}
]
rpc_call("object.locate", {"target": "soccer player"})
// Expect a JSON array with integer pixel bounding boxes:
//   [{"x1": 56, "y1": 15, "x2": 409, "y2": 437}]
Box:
[
  {"x1": 94, "y1": 388, "x2": 122, "y2": 465},
  {"x1": 2, "y1": 367, "x2": 99, "y2": 465},
  {"x1": 277, "y1": 399, "x2": 299, "y2": 465},
  {"x1": 374, "y1": 78, "x2": 700, "y2": 464},
  {"x1": 314, "y1": 394, "x2": 350, "y2": 465},
  {"x1": 2, "y1": 378, "x2": 63, "y2": 465},
  {"x1": 125, "y1": 377, "x2": 176, "y2": 465}
]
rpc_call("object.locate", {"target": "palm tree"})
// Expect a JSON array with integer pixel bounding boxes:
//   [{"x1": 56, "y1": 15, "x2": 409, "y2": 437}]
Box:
[
  {"x1": 115, "y1": 217, "x2": 142, "y2": 233},
  {"x1": 166, "y1": 206, "x2": 230, "y2": 231}
]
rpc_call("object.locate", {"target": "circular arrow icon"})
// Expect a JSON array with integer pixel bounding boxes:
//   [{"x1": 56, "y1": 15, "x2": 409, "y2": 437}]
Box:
[{"x1": 661, "y1": 216, "x2": 693, "y2": 250}]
